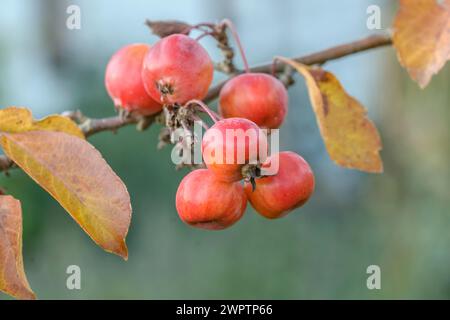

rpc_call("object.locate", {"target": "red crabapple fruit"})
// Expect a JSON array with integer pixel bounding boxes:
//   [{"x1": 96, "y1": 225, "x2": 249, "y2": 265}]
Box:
[
  {"x1": 219, "y1": 73, "x2": 288, "y2": 129},
  {"x1": 202, "y1": 118, "x2": 268, "y2": 182},
  {"x1": 141, "y1": 34, "x2": 214, "y2": 104},
  {"x1": 245, "y1": 151, "x2": 314, "y2": 219},
  {"x1": 176, "y1": 169, "x2": 247, "y2": 230},
  {"x1": 105, "y1": 43, "x2": 162, "y2": 115}
]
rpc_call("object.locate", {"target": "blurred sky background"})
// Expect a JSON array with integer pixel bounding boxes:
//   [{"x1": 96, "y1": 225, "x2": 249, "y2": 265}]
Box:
[{"x1": 0, "y1": 0, "x2": 449, "y2": 299}]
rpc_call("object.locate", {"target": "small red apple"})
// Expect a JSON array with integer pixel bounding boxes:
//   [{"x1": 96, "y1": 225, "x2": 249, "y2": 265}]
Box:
[
  {"x1": 245, "y1": 151, "x2": 314, "y2": 219},
  {"x1": 176, "y1": 169, "x2": 247, "y2": 230}
]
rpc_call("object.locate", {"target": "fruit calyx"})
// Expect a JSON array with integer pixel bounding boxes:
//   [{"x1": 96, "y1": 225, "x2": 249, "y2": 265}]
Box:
[
  {"x1": 156, "y1": 80, "x2": 175, "y2": 101},
  {"x1": 241, "y1": 163, "x2": 263, "y2": 191}
]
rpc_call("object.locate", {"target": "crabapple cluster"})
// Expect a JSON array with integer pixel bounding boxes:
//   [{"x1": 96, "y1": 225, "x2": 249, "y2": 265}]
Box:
[
  {"x1": 105, "y1": 34, "x2": 213, "y2": 114},
  {"x1": 104, "y1": 25, "x2": 315, "y2": 230}
]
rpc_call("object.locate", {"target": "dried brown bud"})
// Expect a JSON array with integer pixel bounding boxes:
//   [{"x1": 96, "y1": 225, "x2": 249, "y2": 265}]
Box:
[{"x1": 145, "y1": 20, "x2": 192, "y2": 38}]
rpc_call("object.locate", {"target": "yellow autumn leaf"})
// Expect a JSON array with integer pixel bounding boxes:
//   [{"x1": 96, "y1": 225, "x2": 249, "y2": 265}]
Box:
[
  {"x1": 277, "y1": 57, "x2": 383, "y2": 173},
  {"x1": 0, "y1": 106, "x2": 84, "y2": 139},
  {"x1": 0, "y1": 195, "x2": 36, "y2": 300},
  {"x1": 393, "y1": 0, "x2": 450, "y2": 88},
  {"x1": 34, "y1": 115, "x2": 84, "y2": 139},
  {"x1": 0, "y1": 107, "x2": 33, "y2": 132},
  {"x1": 0, "y1": 131, "x2": 131, "y2": 259}
]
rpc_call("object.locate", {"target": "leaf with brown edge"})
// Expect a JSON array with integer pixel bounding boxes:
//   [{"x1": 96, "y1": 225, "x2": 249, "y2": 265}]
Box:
[
  {"x1": 0, "y1": 106, "x2": 84, "y2": 139},
  {"x1": 393, "y1": 0, "x2": 450, "y2": 88},
  {"x1": 145, "y1": 20, "x2": 192, "y2": 38},
  {"x1": 277, "y1": 57, "x2": 383, "y2": 173},
  {"x1": 0, "y1": 131, "x2": 131, "y2": 259},
  {"x1": 0, "y1": 195, "x2": 36, "y2": 300}
]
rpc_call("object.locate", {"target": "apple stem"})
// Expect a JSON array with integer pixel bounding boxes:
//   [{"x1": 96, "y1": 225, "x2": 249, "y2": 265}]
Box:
[
  {"x1": 192, "y1": 115, "x2": 210, "y2": 130},
  {"x1": 221, "y1": 19, "x2": 250, "y2": 73},
  {"x1": 271, "y1": 58, "x2": 279, "y2": 76},
  {"x1": 184, "y1": 99, "x2": 220, "y2": 123},
  {"x1": 195, "y1": 31, "x2": 215, "y2": 41}
]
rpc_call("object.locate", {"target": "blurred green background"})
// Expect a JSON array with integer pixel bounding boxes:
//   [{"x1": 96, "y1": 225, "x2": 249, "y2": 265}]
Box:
[{"x1": 0, "y1": 0, "x2": 449, "y2": 299}]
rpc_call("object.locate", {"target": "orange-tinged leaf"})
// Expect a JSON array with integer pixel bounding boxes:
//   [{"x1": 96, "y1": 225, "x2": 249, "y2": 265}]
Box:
[
  {"x1": 277, "y1": 57, "x2": 383, "y2": 173},
  {"x1": 0, "y1": 106, "x2": 84, "y2": 139},
  {"x1": 0, "y1": 195, "x2": 36, "y2": 300},
  {"x1": 0, "y1": 131, "x2": 131, "y2": 259},
  {"x1": 393, "y1": 0, "x2": 450, "y2": 88}
]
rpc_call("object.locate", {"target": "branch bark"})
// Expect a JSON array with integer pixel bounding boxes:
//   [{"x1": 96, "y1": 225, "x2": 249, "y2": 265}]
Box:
[
  {"x1": 81, "y1": 115, "x2": 139, "y2": 137},
  {"x1": 0, "y1": 34, "x2": 392, "y2": 174}
]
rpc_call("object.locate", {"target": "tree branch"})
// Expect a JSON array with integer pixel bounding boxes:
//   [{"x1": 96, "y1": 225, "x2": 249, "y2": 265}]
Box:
[
  {"x1": 0, "y1": 34, "x2": 392, "y2": 174},
  {"x1": 81, "y1": 115, "x2": 139, "y2": 137},
  {"x1": 205, "y1": 34, "x2": 392, "y2": 102}
]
